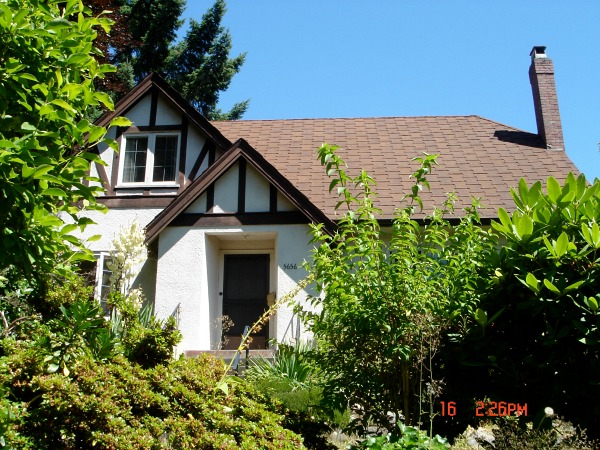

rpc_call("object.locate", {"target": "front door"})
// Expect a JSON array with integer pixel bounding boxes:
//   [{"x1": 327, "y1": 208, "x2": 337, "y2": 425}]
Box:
[{"x1": 222, "y1": 254, "x2": 270, "y2": 349}]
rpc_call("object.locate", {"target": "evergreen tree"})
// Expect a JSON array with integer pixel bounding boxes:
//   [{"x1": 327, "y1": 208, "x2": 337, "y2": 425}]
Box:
[{"x1": 110, "y1": 0, "x2": 248, "y2": 120}]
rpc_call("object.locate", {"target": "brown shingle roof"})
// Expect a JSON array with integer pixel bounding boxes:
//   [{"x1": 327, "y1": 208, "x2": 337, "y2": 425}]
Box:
[{"x1": 212, "y1": 116, "x2": 579, "y2": 220}]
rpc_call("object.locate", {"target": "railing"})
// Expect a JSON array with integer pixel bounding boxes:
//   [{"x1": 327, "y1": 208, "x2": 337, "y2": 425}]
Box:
[{"x1": 231, "y1": 325, "x2": 250, "y2": 375}]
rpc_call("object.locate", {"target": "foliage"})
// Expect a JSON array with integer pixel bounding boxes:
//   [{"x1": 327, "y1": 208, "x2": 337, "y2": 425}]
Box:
[
  {"x1": 39, "y1": 300, "x2": 118, "y2": 376},
  {"x1": 107, "y1": 221, "x2": 146, "y2": 297},
  {"x1": 0, "y1": 0, "x2": 130, "y2": 283},
  {"x1": 351, "y1": 422, "x2": 448, "y2": 450},
  {"x1": 442, "y1": 174, "x2": 600, "y2": 437},
  {"x1": 301, "y1": 144, "x2": 497, "y2": 433},
  {"x1": 245, "y1": 341, "x2": 342, "y2": 449},
  {"x1": 102, "y1": 222, "x2": 182, "y2": 367},
  {"x1": 110, "y1": 0, "x2": 248, "y2": 120},
  {"x1": 0, "y1": 351, "x2": 304, "y2": 449},
  {"x1": 246, "y1": 341, "x2": 316, "y2": 388},
  {"x1": 122, "y1": 315, "x2": 181, "y2": 368}
]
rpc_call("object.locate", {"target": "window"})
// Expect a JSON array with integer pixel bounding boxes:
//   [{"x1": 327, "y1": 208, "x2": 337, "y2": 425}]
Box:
[
  {"x1": 79, "y1": 252, "x2": 113, "y2": 315},
  {"x1": 120, "y1": 134, "x2": 180, "y2": 185}
]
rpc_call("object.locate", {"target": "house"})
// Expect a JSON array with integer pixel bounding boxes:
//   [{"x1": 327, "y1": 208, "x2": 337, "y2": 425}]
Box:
[{"x1": 85, "y1": 46, "x2": 579, "y2": 354}]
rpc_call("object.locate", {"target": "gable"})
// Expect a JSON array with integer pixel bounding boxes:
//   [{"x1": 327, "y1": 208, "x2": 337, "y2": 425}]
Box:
[
  {"x1": 93, "y1": 74, "x2": 231, "y2": 207},
  {"x1": 145, "y1": 139, "x2": 334, "y2": 244},
  {"x1": 185, "y1": 162, "x2": 298, "y2": 215}
]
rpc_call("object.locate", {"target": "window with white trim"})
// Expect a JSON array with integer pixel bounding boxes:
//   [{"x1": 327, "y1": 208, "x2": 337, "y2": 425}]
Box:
[
  {"x1": 79, "y1": 252, "x2": 113, "y2": 315},
  {"x1": 119, "y1": 134, "x2": 180, "y2": 185}
]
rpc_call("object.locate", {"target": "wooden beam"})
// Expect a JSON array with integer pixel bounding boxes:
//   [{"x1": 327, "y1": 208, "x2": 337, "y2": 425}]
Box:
[{"x1": 237, "y1": 159, "x2": 246, "y2": 213}]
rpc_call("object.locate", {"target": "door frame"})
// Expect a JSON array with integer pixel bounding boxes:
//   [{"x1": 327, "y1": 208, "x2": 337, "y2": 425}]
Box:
[{"x1": 218, "y1": 249, "x2": 276, "y2": 343}]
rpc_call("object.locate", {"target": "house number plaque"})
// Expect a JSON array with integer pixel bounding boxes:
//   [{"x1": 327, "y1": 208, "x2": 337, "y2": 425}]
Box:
[{"x1": 283, "y1": 263, "x2": 298, "y2": 270}]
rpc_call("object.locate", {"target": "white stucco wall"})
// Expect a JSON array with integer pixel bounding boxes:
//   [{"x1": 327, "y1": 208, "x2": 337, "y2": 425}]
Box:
[
  {"x1": 155, "y1": 96, "x2": 181, "y2": 125},
  {"x1": 127, "y1": 95, "x2": 152, "y2": 127},
  {"x1": 68, "y1": 207, "x2": 164, "y2": 305},
  {"x1": 154, "y1": 224, "x2": 316, "y2": 353},
  {"x1": 245, "y1": 165, "x2": 270, "y2": 212}
]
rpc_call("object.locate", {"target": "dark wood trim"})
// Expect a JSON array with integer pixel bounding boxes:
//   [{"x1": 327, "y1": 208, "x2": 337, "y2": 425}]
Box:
[
  {"x1": 208, "y1": 143, "x2": 216, "y2": 166},
  {"x1": 172, "y1": 211, "x2": 310, "y2": 227},
  {"x1": 269, "y1": 184, "x2": 277, "y2": 213},
  {"x1": 206, "y1": 185, "x2": 214, "y2": 211},
  {"x1": 93, "y1": 73, "x2": 232, "y2": 151},
  {"x1": 94, "y1": 161, "x2": 111, "y2": 192},
  {"x1": 123, "y1": 125, "x2": 183, "y2": 133},
  {"x1": 98, "y1": 195, "x2": 176, "y2": 208},
  {"x1": 144, "y1": 139, "x2": 337, "y2": 244},
  {"x1": 237, "y1": 159, "x2": 246, "y2": 213},
  {"x1": 188, "y1": 140, "x2": 211, "y2": 181},
  {"x1": 109, "y1": 128, "x2": 124, "y2": 195},
  {"x1": 149, "y1": 88, "x2": 158, "y2": 127},
  {"x1": 178, "y1": 116, "x2": 189, "y2": 193}
]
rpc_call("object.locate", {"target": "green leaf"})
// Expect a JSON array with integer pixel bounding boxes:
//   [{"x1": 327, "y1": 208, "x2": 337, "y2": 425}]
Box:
[
  {"x1": 564, "y1": 280, "x2": 585, "y2": 293},
  {"x1": 584, "y1": 296, "x2": 598, "y2": 312},
  {"x1": 525, "y1": 272, "x2": 540, "y2": 294},
  {"x1": 518, "y1": 178, "x2": 529, "y2": 206},
  {"x1": 475, "y1": 308, "x2": 487, "y2": 327},
  {"x1": 515, "y1": 214, "x2": 533, "y2": 240},
  {"x1": 42, "y1": 188, "x2": 67, "y2": 197},
  {"x1": 87, "y1": 125, "x2": 105, "y2": 143},
  {"x1": 215, "y1": 380, "x2": 229, "y2": 395},
  {"x1": 109, "y1": 117, "x2": 132, "y2": 128},
  {"x1": 592, "y1": 222, "x2": 600, "y2": 249},
  {"x1": 21, "y1": 122, "x2": 36, "y2": 131},
  {"x1": 51, "y1": 98, "x2": 76, "y2": 113},
  {"x1": 555, "y1": 232, "x2": 569, "y2": 257},
  {"x1": 543, "y1": 278, "x2": 561, "y2": 295},
  {"x1": 547, "y1": 176, "x2": 561, "y2": 204},
  {"x1": 497, "y1": 208, "x2": 512, "y2": 233},
  {"x1": 65, "y1": 53, "x2": 90, "y2": 66},
  {"x1": 21, "y1": 165, "x2": 36, "y2": 178},
  {"x1": 33, "y1": 164, "x2": 53, "y2": 179}
]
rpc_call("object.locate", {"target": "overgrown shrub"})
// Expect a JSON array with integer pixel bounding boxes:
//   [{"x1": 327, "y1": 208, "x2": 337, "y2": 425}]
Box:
[
  {"x1": 245, "y1": 341, "x2": 343, "y2": 449},
  {"x1": 0, "y1": 352, "x2": 304, "y2": 449},
  {"x1": 301, "y1": 145, "x2": 496, "y2": 433},
  {"x1": 441, "y1": 174, "x2": 600, "y2": 438}
]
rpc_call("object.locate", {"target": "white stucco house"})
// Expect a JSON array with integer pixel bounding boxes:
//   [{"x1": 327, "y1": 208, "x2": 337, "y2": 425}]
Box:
[{"x1": 84, "y1": 46, "x2": 579, "y2": 355}]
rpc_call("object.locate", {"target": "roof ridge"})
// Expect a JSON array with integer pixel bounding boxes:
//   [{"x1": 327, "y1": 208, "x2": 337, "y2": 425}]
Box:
[
  {"x1": 473, "y1": 115, "x2": 533, "y2": 134},
  {"x1": 212, "y1": 114, "x2": 488, "y2": 123}
]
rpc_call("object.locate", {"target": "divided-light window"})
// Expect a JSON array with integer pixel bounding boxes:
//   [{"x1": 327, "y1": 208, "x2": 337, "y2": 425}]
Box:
[{"x1": 121, "y1": 134, "x2": 180, "y2": 185}]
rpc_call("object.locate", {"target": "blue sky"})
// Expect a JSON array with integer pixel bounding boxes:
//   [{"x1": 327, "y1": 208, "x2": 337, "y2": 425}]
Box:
[{"x1": 184, "y1": 1, "x2": 600, "y2": 180}]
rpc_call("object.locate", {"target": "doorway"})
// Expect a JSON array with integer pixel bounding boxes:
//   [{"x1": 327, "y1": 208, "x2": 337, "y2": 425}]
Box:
[{"x1": 222, "y1": 254, "x2": 270, "y2": 349}]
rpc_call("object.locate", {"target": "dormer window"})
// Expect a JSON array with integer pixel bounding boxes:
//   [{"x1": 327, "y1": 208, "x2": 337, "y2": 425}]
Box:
[{"x1": 119, "y1": 134, "x2": 180, "y2": 186}]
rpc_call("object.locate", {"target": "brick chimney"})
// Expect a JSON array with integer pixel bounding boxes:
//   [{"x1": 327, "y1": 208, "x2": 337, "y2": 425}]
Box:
[{"x1": 529, "y1": 46, "x2": 565, "y2": 150}]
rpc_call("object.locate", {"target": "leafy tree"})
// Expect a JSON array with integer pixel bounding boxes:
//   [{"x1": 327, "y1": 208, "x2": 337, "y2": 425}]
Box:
[
  {"x1": 0, "y1": 0, "x2": 129, "y2": 285},
  {"x1": 445, "y1": 174, "x2": 600, "y2": 438},
  {"x1": 87, "y1": 0, "x2": 136, "y2": 99},
  {"x1": 114, "y1": 0, "x2": 248, "y2": 120},
  {"x1": 301, "y1": 144, "x2": 496, "y2": 434}
]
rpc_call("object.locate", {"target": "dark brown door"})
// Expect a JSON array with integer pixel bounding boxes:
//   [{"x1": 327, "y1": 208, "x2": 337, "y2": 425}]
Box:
[{"x1": 222, "y1": 254, "x2": 269, "y2": 349}]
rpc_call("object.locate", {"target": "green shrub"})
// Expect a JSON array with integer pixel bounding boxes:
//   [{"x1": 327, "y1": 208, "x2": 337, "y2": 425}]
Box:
[
  {"x1": 0, "y1": 352, "x2": 304, "y2": 449},
  {"x1": 302, "y1": 145, "x2": 496, "y2": 433},
  {"x1": 245, "y1": 341, "x2": 345, "y2": 449},
  {"x1": 441, "y1": 174, "x2": 600, "y2": 438}
]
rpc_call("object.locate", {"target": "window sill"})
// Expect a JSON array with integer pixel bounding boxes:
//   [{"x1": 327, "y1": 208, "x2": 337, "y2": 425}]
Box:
[{"x1": 115, "y1": 183, "x2": 180, "y2": 190}]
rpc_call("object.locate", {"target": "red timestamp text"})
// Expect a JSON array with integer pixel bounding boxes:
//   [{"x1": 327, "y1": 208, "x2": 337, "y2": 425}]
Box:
[{"x1": 440, "y1": 401, "x2": 528, "y2": 417}]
